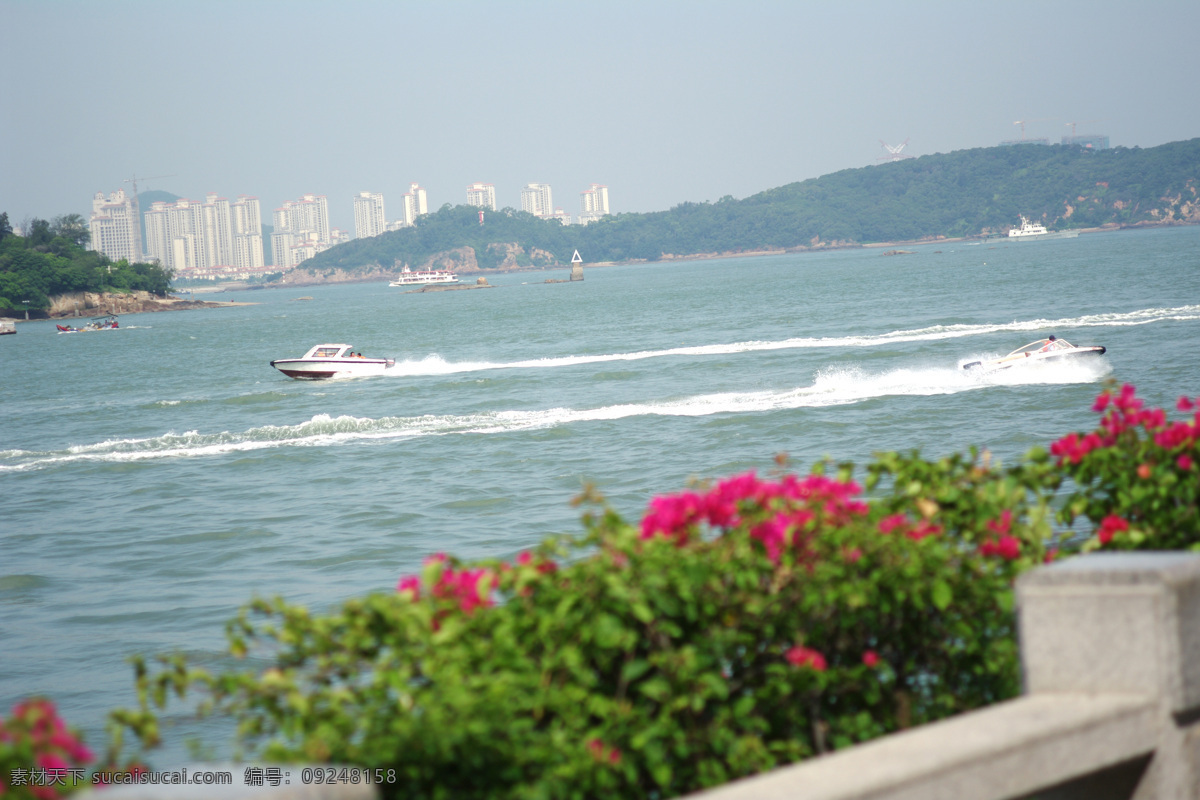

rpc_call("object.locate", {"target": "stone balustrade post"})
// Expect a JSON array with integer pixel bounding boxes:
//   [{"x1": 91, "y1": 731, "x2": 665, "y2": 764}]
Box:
[{"x1": 1017, "y1": 552, "x2": 1200, "y2": 798}]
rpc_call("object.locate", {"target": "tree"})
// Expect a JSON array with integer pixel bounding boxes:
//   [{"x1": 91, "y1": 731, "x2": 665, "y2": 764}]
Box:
[
  {"x1": 0, "y1": 212, "x2": 11, "y2": 242},
  {"x1": 52, "y1": 213, "x2": 90, "y2": 248}
]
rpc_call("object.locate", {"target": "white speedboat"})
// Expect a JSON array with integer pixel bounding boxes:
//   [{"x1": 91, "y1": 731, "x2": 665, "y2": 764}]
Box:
[
  {"x1": 389, "y1": 266, "x2": 460, "y2": 286},
  {"x1": 270, "y1": 344, "x2": 396, "y2": 380},
  {"x1": 962, "y1": 336, "x2": 1106, "y2": 373},
  {"x1": 1006, "y1": 215, "x2": 1079, "y2": 241}
]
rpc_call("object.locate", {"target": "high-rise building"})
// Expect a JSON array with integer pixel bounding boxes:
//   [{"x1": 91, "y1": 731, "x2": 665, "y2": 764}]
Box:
[
  {"x1": 466, "y1": 182, "x2": 497, "y2": 211},
  {"x1": 521, "y1": 183, "x2": 554, "y2": 218},
  {"x1": 88, "y1": 190, "x2": 140, "y2": 263},
  {"x1": 273, "y1": 194, "x2": 331, "y2": 268},
  {"x1": 231, "y1": 196, "x2": 264, "y2": 271},
  {"x1": 579, "y1": 184, "x2": 610, "y2": 225},
  {"x1": 353, "y1": 191, "x2": 386, "y2": 239},
  {"x1": 402, "y1": 183, "x2": 428, "y2": 226},
  {"x1": 143, "y1": 193, "x2": 264, "y2": 273}
]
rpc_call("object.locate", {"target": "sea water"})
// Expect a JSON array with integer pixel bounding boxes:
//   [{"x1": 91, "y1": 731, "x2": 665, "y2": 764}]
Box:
[{"x1": 2, "y1": 224, "x2": 1199, "y2": 763}]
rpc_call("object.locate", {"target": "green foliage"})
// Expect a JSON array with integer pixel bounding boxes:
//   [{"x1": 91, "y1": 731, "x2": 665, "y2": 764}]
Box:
[
  {"x1": 113, "y1": 452, "x2": 1056, "y2": 799},
  {"x1": 299, "y1": 139, "x2": 1200, "y2": 275},
  {"x1": 1051, "y1": 383, "x2": 1200, "y2": 548},
  {"x1": 0, "y1": 217, "x2": 173, "y2": 311}
]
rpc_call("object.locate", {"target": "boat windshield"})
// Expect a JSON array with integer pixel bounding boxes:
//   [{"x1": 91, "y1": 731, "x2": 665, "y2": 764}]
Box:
[
  {"x1": 1008, "y1": 338, "x2": 1073, "y2": 356},
  {"x1": 314, "y1": 347, "x2": 343, "y2": 358}
]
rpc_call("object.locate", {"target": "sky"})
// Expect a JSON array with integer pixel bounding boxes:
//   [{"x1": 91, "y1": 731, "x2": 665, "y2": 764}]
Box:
[{"x1": 3, "y1": 0, "x2": 1199, "y2": 233}]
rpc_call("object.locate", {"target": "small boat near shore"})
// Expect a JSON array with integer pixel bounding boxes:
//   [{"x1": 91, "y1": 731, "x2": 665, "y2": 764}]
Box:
[
  {"x1": 270, "y1": 344, "x2": 396, "y2": 380},
  {"x1": 56, "y1": 315, "x2": 119, "y2": 334},
  {"x1": 389, "y1": 266, "x2": 460, "y2": 287},
  {"x1": 0, "y1": 320, "x2": 15, "y2": 335},
  {"x1": 962, "y1": 336, "x2": 1106, "y2": 373}
]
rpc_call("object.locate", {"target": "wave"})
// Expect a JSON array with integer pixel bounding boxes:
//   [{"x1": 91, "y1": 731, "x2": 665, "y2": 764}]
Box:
[
  {"x1": 377, "y1": 305, "x2": 1199, "y2": 378},
  {"x1": 0, "y1": 360, "x2": 1109, "y2": 472}
]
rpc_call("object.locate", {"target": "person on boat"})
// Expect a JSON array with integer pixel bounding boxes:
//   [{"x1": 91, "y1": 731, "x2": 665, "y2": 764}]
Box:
[{"x1": 1040, "y1": 335, "x2": 1058, "y2": 352}]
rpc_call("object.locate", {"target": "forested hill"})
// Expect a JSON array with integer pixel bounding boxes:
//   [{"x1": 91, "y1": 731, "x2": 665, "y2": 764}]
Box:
[{"x1": 302, "y1": 138, "x2": 1200, "y2": 274}]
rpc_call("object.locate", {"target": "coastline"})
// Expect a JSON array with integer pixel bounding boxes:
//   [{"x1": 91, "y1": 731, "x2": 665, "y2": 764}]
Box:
[{"x1": 1, "y1": 291, "x2": 255, "y2": 322}]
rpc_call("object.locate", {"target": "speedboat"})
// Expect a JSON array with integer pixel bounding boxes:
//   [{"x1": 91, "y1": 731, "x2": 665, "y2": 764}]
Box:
[
  {"x1": 270, "y1": 344, "x2": 396, "y2": 380},
  {"x1": 962, "y1": 337, "x2": 1106, "y2": 373},
  {"x1": 57, "y1": 315, "x2": 119, "y2": 334}
]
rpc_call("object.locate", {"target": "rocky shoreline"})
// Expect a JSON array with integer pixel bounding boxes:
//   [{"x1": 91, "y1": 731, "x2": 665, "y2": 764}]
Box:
[{"x1": 1, "y1": 290, "x2": 253, "y2": 321}]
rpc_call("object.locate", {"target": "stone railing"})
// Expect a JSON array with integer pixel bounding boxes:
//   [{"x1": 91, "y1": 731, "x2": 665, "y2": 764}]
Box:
[
  {"x1": 688, "y1": 552, "x2": 1200, "y2": 800},
  {"x1": 79, "y1": 553, "x2": 1200, "y2": 799}
]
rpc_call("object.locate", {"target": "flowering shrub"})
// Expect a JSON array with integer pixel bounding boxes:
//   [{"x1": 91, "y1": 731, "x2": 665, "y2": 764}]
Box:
[
  {"x1": 1052, "y1": 384, "x2": 1200, "y2": 548},
  {"x1": 0, "y1": 700, "x2": 93, "y2": 799},
  {"x1": 114, "y1": 455, "x2": 1056, "y2": 800}
]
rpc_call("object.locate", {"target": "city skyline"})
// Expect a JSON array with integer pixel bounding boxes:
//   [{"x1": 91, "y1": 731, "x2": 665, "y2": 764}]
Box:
[{"x1": 4, "y1": 2, "x2": 1199, "y2": 234}]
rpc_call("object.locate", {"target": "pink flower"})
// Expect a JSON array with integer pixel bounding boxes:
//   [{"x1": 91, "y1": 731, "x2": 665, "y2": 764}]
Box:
[
  {"x1": 784, "y1": 646, "x2": 827, "y2": 671},
  {"x1": 36, "y1": 752, "x2": 69, "y2": 771},
  {"x1": 1179, "y1": 455, "x2": 1194, "y2": 471},
  {"x1": 862, "y1": 650, "x2": 880, "y2": 667},
  {"x1": 906, "y1": 521, "x2": 942, "y2": 541},
  {"x1": 396, "y1": 575, "x2": 421, "y2": 599},
  {"x1": 878, "y1": 514, "x2": 908, "y2": 534},
  {"x1": 1178, "y1": 396, "x2": 1196, "y2": 412},
  {"x1": 1097, "y1": 515, "x2": 1129, "y2": 545},
  {"x1": 586, "y1": 738, "x2": 622, "y2": 765},
  {"x1": 980, "y1": 535, "x2": 1020, "y2": 560},
  {"x1": 986, "y1": 510, "x2": 1013, "y2": 536}
]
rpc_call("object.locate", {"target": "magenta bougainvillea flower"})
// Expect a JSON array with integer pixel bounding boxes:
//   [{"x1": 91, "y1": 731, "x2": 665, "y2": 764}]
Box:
[{"x1": 784, "y1": 646, "x2": 827, "y2": 671}]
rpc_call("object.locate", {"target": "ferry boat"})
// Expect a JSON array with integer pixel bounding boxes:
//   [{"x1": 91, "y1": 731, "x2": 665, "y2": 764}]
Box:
[
  {"x1": 389, "y1": 265, "x2": 460, "y2": 287},
  {"x1": 1006, "y1": 215, "x2": 1080, "y2": 241},
  {"x1": 270, "y1": 344, "x2": 396, "y2": 380}
]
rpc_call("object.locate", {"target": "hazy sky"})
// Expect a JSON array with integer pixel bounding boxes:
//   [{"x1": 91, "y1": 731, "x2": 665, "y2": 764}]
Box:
[{"x1": 3, "y1": 0, "x2": 1198, "y2": 233}]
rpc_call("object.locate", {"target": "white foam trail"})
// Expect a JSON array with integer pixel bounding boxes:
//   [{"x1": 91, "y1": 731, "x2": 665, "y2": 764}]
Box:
[
  {"x1": 379, "y1": 305, "x2": 1199, "y2": 378},
  {"x1": 1, "y1": 361, "x2": 1109, "y2": 472}
]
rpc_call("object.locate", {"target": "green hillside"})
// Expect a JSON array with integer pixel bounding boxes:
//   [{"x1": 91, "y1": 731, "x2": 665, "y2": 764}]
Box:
[{"x1": 301, "y1": 139, "x2": 1200, "y2": 275}]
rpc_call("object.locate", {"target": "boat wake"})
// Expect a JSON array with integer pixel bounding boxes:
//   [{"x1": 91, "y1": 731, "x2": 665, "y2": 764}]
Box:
[
  {"x1": 1, "y1": 360, "x2": 1110, "y2": 472},
  {"x1": 376, "y1": 305, "x2": 1197, "y2": 378}
]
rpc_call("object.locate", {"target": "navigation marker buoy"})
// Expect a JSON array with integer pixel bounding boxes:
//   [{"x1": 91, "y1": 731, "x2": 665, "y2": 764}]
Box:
[
  {"x1": 571, "y1": 250, "x2": 582, "y2": 263},
  {"x1": 569, "y1": 250, "x2": 584, "y2": 281}
]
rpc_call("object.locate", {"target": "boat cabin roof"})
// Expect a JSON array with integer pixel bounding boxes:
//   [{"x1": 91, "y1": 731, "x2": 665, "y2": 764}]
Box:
[{"x1": 303, "y1": 344, "x2": 353, "y2": 359}]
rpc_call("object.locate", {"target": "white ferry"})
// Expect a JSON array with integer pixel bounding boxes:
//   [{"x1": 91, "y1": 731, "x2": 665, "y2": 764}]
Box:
[
  {"x1": 1007, "y1": 215, "x2": 1079, "y2": 241},
  {"x1": 389, "y1": 266, "x2": 460, "y2": 287}
]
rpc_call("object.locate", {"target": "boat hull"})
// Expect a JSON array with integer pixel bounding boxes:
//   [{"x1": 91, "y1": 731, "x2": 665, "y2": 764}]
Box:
[
  {"x1": 1009, "y1": 230, "x2": 1080, "y2": 241},
  {"x1": 270, "y1": 358, "x2": 395, "y2": 380}
]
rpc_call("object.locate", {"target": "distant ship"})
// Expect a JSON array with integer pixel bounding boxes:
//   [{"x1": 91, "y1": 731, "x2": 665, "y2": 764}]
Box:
[
  {"x1": 389, "y1": 265, "x2": 460, "y2": 287},
  {"x1": 1006, "y1": 215, "x2": 1080, "y2": 241}
]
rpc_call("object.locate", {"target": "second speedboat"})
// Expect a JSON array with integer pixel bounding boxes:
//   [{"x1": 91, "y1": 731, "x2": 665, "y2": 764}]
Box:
[
  {"x1": 270, "y1": 344, "x2": 396, "y2": 380},
  {"x1": 962, "y1": 336, "x2": 1106, "y2": 373}
]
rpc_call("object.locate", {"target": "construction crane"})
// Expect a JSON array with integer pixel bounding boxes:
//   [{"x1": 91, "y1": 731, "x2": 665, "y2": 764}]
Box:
[
  {"x1": 1012, "y1": 119, "x2": 1051, "y2": 140},
  {"x1": 122, "y1": 173, "x2": 176, "y2": 260},
  {"x1": 1066, "y1": 120, "x2": 1101, "y2": 137}
]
